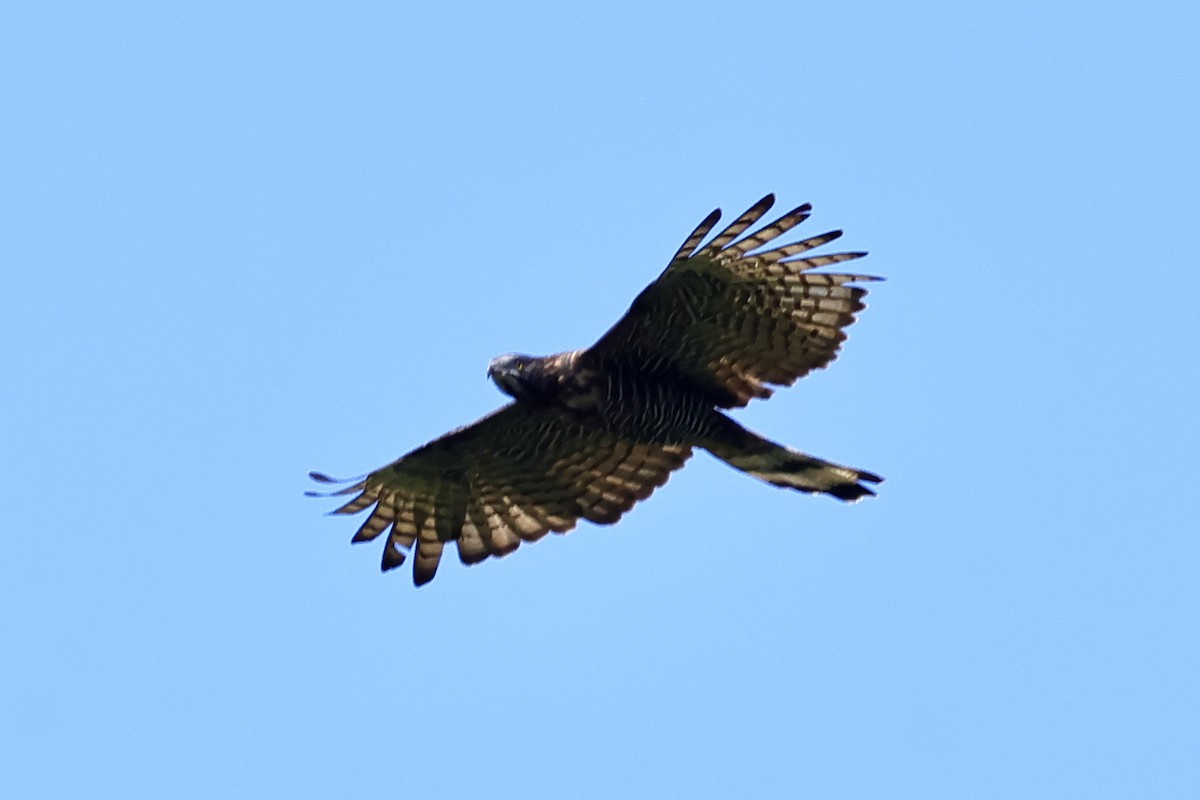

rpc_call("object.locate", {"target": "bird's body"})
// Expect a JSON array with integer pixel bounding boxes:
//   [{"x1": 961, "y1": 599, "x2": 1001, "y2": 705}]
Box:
[
  {"x1": 486, "y1": 350, "x2": 713, "y2": 442},
  {"x1": 311, "y1": 195, "x2": 883, "y2": 585}
]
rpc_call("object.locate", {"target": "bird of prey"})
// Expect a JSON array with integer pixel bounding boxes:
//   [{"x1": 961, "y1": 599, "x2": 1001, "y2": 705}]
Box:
[{"x1": 309, "y1": 194, "x2": 882, "y2": 585}]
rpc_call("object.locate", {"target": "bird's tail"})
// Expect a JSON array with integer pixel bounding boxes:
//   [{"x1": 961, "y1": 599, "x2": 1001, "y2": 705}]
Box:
[{"x1": 701, "y1": 414, "x2": 882, "y2": 501}]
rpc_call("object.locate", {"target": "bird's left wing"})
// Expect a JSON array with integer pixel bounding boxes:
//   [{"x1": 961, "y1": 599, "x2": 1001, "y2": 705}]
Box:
[
  {"x1": 309, "y1": 403, "x2": 692, "y2": 585},
  {"x1": 589, "y1": 194, "x2": 882, "y2": 408}
]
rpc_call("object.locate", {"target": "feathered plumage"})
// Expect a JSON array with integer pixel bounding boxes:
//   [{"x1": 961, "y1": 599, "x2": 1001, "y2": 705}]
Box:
[{"x1": 310, "y1": 195, "x2": 882, "y2": 585}]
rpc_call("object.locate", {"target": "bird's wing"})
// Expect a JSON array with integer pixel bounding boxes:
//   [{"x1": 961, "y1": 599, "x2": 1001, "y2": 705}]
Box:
[
  {"x1": 309, "y1": 403, "x2": 692, "y2": 586},
  {"x1": 589, "y1": 194, "x2": 882, "y2": 408}
]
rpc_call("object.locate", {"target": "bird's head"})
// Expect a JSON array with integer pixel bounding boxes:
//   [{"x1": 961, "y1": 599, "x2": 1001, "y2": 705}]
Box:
[{"x1": 488, "y1": 353, "x2": 554, "y2": 403}]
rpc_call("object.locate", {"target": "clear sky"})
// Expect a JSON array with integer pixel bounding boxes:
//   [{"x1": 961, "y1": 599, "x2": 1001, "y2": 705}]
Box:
[{"x1": 3, "y1": 2, "x2": 1198, "y2": 797}]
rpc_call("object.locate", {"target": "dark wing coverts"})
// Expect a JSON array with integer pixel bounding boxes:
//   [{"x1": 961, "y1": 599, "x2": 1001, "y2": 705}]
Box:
[
  {"x1": 310, "y1": 404, "x2": 692, "y2": 585},
  {"x1": 590, "y1": 194, "x2": 881, "y2": 408}
]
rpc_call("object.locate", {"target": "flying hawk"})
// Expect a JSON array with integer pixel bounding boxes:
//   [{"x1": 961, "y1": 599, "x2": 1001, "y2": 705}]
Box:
[{"x1": 309, "y1": 194, "x2": 882, "y2": 585}]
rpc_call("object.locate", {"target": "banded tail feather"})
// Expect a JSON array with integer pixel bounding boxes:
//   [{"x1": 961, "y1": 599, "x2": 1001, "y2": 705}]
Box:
[{"x1": 702, "y1": 414, "x2": 882, "y2": 502}]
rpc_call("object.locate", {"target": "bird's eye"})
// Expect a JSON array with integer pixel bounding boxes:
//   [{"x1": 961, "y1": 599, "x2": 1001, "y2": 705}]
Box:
[{"x1": 517, "y1": 363, "x2": 525, "y2": 372}]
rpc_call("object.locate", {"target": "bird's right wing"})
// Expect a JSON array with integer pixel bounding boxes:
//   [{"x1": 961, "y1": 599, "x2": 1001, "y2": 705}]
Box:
[
  {"x1": 309, "y1": 403, "x2": 692, "y2": 586},
  {"x1": 589, "y1": 194, "x2": 882, "y2": 408}
]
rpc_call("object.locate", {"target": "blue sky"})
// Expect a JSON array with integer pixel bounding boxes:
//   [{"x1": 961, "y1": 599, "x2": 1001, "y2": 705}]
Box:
[{"x1": 3, "y1": 1, "x2": 1198, "y2": 797}]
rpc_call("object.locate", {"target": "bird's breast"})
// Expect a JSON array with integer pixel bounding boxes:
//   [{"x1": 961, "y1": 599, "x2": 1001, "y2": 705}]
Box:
[{"x1": 558, "y1": 369, "x2": 603, "y2": 414}]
